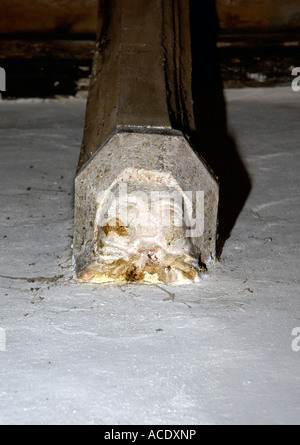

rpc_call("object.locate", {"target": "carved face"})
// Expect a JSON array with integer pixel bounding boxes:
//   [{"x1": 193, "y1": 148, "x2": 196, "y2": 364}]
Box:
[
  {"x1": 97, "y1": 182, "x2": 192, "y2": 260},
  {"x1": 77, "y1": 181, "x2": 203, "y2": 284}
]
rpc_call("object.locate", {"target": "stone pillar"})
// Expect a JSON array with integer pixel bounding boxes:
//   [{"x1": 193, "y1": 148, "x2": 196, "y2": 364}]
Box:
[{"x1": 73, "y1": 0, "x2": 219, "y2": 285}]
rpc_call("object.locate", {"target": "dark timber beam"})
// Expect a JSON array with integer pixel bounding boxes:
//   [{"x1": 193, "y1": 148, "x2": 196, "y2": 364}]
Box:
[{"x1": 73, "y1": 0, "x2": 219, "y2": 285}]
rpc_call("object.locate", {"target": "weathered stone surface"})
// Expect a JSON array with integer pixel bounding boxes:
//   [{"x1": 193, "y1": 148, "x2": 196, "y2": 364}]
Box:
[
  {"x1": 74, "y1": 132, "x2": 218, "y2": 284},
  {"x1": 74, "y1": 0, "x2": 219, "y2": 284}
]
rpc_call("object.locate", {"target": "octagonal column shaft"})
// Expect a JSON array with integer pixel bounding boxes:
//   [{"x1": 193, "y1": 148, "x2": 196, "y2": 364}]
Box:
[
  {"x1": 77, "y1": 0, "x2": 194, "y2": 172},
  {"x1": 74, "y1": 0, "x2": 219, "y2": 285}
]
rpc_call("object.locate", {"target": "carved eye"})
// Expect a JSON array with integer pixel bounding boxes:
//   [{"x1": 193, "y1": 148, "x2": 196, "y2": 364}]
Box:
[{"x1": 155, "y1": 198, "x2": 183, "y2": 228}]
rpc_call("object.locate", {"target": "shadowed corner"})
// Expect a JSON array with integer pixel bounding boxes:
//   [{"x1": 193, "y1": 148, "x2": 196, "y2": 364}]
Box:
[{"x1": 189, "y1": 0, "x2": 252, "y2": 258}]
